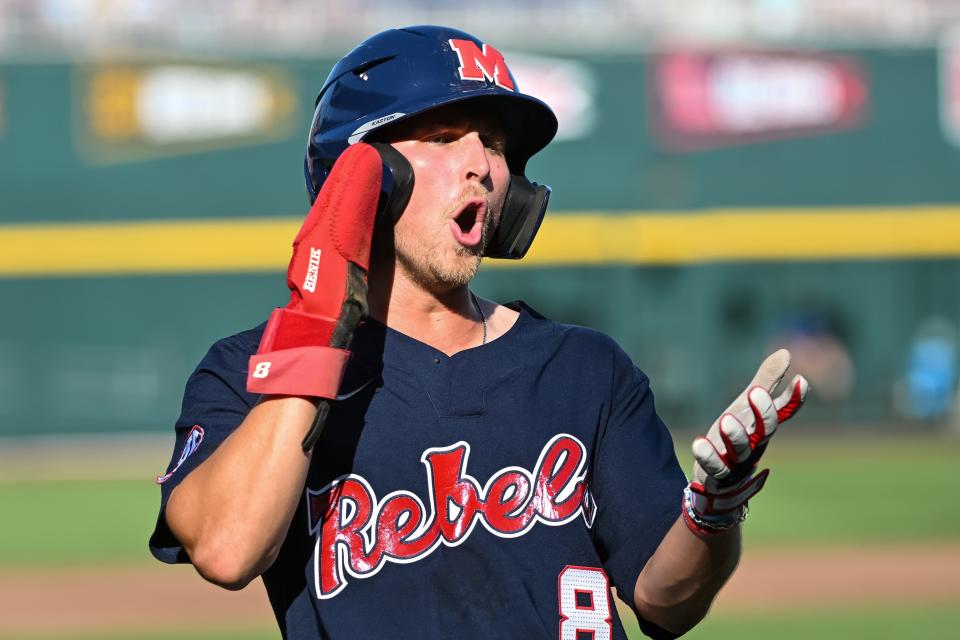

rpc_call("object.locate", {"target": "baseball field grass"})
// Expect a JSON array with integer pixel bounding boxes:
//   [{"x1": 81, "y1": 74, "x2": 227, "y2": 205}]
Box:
[
  {"x1": 4, "y1": 631, "x2": 278, "y2": 640},
  {"x1": 5, "y1": 605, "x2": 959, "y2": 640},
  {"x1": 0, "y1": 433, "x2": 957, "y2": 638},
  {"x1": 673, "y1": 604, "x2": 960, "y2": 640}
]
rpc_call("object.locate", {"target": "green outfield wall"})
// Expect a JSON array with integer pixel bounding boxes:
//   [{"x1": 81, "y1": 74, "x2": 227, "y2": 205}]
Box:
[
  {"x1": 1, "y1": 48, "x2": 959, "y2": 435},
  {"x1": 4, "y1": 49, "x2": 960, "y2": 218}
]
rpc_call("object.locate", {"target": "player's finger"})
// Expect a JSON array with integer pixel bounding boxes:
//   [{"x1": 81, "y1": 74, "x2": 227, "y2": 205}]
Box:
[
  {"x1": 692, "y1": 436, "x2": 730, "y2": 479},
  {"x1": 748, "y1": 386, "x2": 778, "y2": 446},
  {"x1": 746, "y1": 349, "x2": 791, "y2": 393},
  {"x1": 774, "y1": 374, "x2": 809, "y2": 424},
  {"x1": 719, "y1": 413, "x2": 751, "y2": 463},
  {"x1": 718, "y1": 350, "x2": 792, "y2": 424}
]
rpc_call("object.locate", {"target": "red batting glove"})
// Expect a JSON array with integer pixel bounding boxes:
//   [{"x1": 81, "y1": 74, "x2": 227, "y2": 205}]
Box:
[
  {"x1": 683, "y1": 349, "x2": 809, "y2": 536},
  {"x1": 247, "y1": 143, "x2": 382, "y2": 403}
]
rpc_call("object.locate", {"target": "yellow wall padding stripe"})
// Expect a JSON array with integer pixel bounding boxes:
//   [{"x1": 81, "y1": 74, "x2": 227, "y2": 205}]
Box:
[
  {"x1": 0, "y1": 218, "x2": 301, "y2": 277},
  {"x1": 1, "y1": 206, "x2": 959, "y2": 277},
  {"x1": 523, "y1": 206, "x2": 960, "y2": 265}
]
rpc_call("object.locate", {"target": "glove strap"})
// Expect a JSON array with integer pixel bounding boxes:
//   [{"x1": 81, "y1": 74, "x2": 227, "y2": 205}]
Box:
[
  {"x1": 682, "y1": 468, "x2": 769, "y2": 536},
  {"x1": 258, "y1": 307, "x2": 337, "y2": 353},
  {"x1": 688, "y1": 469, "x2": 769, "y2": 514},
  {"x1": 682, "y1": 490, "x2": 747, "y2": 536},
  {"x1": 247, "y1": 347, "x2": 351, "y2": 399}
]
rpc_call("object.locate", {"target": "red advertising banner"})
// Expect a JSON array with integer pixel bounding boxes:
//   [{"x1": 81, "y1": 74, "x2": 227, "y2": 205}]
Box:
[
  {"x1": 939, "y1": 29, "x2": 960, "y2": 146},
  {"x1": 649, "y1": 50, "x2": 868, "y2": 151}
]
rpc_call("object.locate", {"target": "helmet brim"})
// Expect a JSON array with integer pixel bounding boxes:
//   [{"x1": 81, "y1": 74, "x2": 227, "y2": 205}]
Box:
[{"x1": 356, "y1": 90, "x2": 557, "y2": 177}]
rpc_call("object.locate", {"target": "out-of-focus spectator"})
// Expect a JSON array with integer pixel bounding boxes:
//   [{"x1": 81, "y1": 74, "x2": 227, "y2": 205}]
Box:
[
  {"x1": 2, "y1": 0, "x2": 960, "y2": 54},
  {"x1": 894, "y1": 316, "x2": 958, "y2": 422},
  {"x1": 771, "y1": 311, "x2": 855, "y2": 402}
]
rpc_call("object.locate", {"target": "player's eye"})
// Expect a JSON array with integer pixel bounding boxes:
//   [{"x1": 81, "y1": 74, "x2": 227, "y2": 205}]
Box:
[
  {"x1": 424, "y1": 133, "x2": 456, "y2": 144},
  {"x1": 482, "y1": 134, "x2": 506, "y2": 155}
]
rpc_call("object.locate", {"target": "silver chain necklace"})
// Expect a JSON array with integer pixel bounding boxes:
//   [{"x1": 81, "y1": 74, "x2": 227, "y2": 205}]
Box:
[{"x1": 470, "y1": 292, "x2": 487, "y2": 345}]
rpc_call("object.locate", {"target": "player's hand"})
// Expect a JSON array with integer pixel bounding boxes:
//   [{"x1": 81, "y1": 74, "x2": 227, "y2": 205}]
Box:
[
  {"x1": 246, "y1": 143, "x2": 383, "y2": 449},
  {"x1": 682, "y1": 349, "x2": 809, "y2": 536}
]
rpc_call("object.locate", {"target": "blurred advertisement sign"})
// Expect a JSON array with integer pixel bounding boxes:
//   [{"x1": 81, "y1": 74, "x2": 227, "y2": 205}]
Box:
[
  {"x1": 508, "y1": 53, "x2": 596, "y2": 141},
  {"x1": 939, "y1": 29, "x2": 960, "y2": 147},
  {"x1": 650, "y1": 51, "x2": 867, "y2": 151},
  {"x1": 75, "y1": 64, "x2": 296, "y2": 163}
]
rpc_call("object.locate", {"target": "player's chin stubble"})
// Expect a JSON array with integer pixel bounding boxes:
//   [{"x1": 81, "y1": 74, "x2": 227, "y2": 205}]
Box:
[{"x1": 394, "y1": 214, "x2": 493, "y2": 293}]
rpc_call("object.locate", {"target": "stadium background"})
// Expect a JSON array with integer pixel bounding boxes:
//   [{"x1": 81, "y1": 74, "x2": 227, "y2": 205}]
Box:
[{"x1": 0, "y1": 1, "x2": 958, "y2": 637}]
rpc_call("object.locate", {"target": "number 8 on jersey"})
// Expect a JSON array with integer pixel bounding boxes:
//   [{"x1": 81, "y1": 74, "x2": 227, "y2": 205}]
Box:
[{"x1": 558, "y1": 566, "x2": 613, "y2": 640}]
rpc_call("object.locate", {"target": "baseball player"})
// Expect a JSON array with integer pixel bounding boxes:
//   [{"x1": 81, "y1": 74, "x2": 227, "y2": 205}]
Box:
[{"x1": 150, "y1": 25, "x2": 808, "y2": 639}]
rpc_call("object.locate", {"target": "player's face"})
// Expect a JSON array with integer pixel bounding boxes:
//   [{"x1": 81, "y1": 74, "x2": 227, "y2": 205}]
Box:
[{"x1": 381, "y1": 104, "x2": 510, "y2": 293}]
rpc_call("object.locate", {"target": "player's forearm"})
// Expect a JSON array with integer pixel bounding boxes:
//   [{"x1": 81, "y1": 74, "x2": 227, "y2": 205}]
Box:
[
  {"x1": 633, "y1": 516, "x2": 741, "y2": 635},
  {"x1": 166, "y1": 395, "x2": 317, "y2": 589}
]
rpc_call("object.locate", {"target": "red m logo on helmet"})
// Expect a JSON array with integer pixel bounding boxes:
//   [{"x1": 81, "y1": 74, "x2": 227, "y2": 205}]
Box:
[{"x1": 449, "y1": 39, "x2": 515, "y2": 91}]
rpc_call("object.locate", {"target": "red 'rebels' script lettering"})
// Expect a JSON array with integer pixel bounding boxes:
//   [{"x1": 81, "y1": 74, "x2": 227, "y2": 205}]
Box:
[
  {"x1": 424, "y1": 444, "x2": 483, "y2": 542},
  {"x1": 449, "y1": 39, "x2": 515, "y2": 91},
  {"x1": 306, "y1": 434, "x2": 592, "y2": 599}
]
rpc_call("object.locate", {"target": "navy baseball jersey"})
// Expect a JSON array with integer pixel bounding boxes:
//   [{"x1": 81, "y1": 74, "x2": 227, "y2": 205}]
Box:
[{"x1": 150, "y1": 302, "x2": 687, "y2": 639}]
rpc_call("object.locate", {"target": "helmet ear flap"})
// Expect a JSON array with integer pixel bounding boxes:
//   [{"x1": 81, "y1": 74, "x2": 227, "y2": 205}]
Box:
[
  {"x1": 303, "y1": 142, "x2": 413, "y2": 224},
  {"x1": 369, "y1": 143, "x2": 414, "y2": 223},
  {"x1": 306, "y1": 143, "x2": 414, "y2": 223},
  {"x1": 303, "y1": 155, "x2": 325, "y2": 203},
  {"x1": 484, "y1": 177, "x2": 551, "y2": 260}
]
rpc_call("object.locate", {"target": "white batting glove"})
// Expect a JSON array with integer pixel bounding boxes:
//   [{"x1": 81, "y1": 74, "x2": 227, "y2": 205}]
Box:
[{"x1": 682, "y1": 349, "x2": 809, "y2": 536}]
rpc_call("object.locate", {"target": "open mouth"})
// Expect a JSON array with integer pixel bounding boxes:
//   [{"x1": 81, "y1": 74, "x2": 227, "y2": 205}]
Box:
[
  {"x1": 450, "y1": 199, "x2": 486, "y2": 248},
  {"x1": 456, "y1": 205, "x2": 478, "y2": 233}
]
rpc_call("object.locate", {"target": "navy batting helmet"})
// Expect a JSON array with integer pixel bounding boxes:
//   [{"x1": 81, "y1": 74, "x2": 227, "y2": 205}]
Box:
[{"x1": 304, "y1": 25, "x2": 558, "y2": 259}]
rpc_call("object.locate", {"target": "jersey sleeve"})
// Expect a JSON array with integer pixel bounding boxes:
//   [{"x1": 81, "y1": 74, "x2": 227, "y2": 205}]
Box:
[
  {"x1": 590, "y1": 340, "x2": 688, "y2": 625},
  {"x1": 148, "y1": 330, "x2": 260, "y2": 564}
]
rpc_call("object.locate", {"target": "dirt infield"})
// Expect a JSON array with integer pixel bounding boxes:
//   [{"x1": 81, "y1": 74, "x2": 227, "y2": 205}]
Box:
[
  {"x1": 715, "y1": 544, "x2": 960, "y2": 611},
  {"x1": 1, "y1": 545, "x2": 958, "y2": 635}
]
